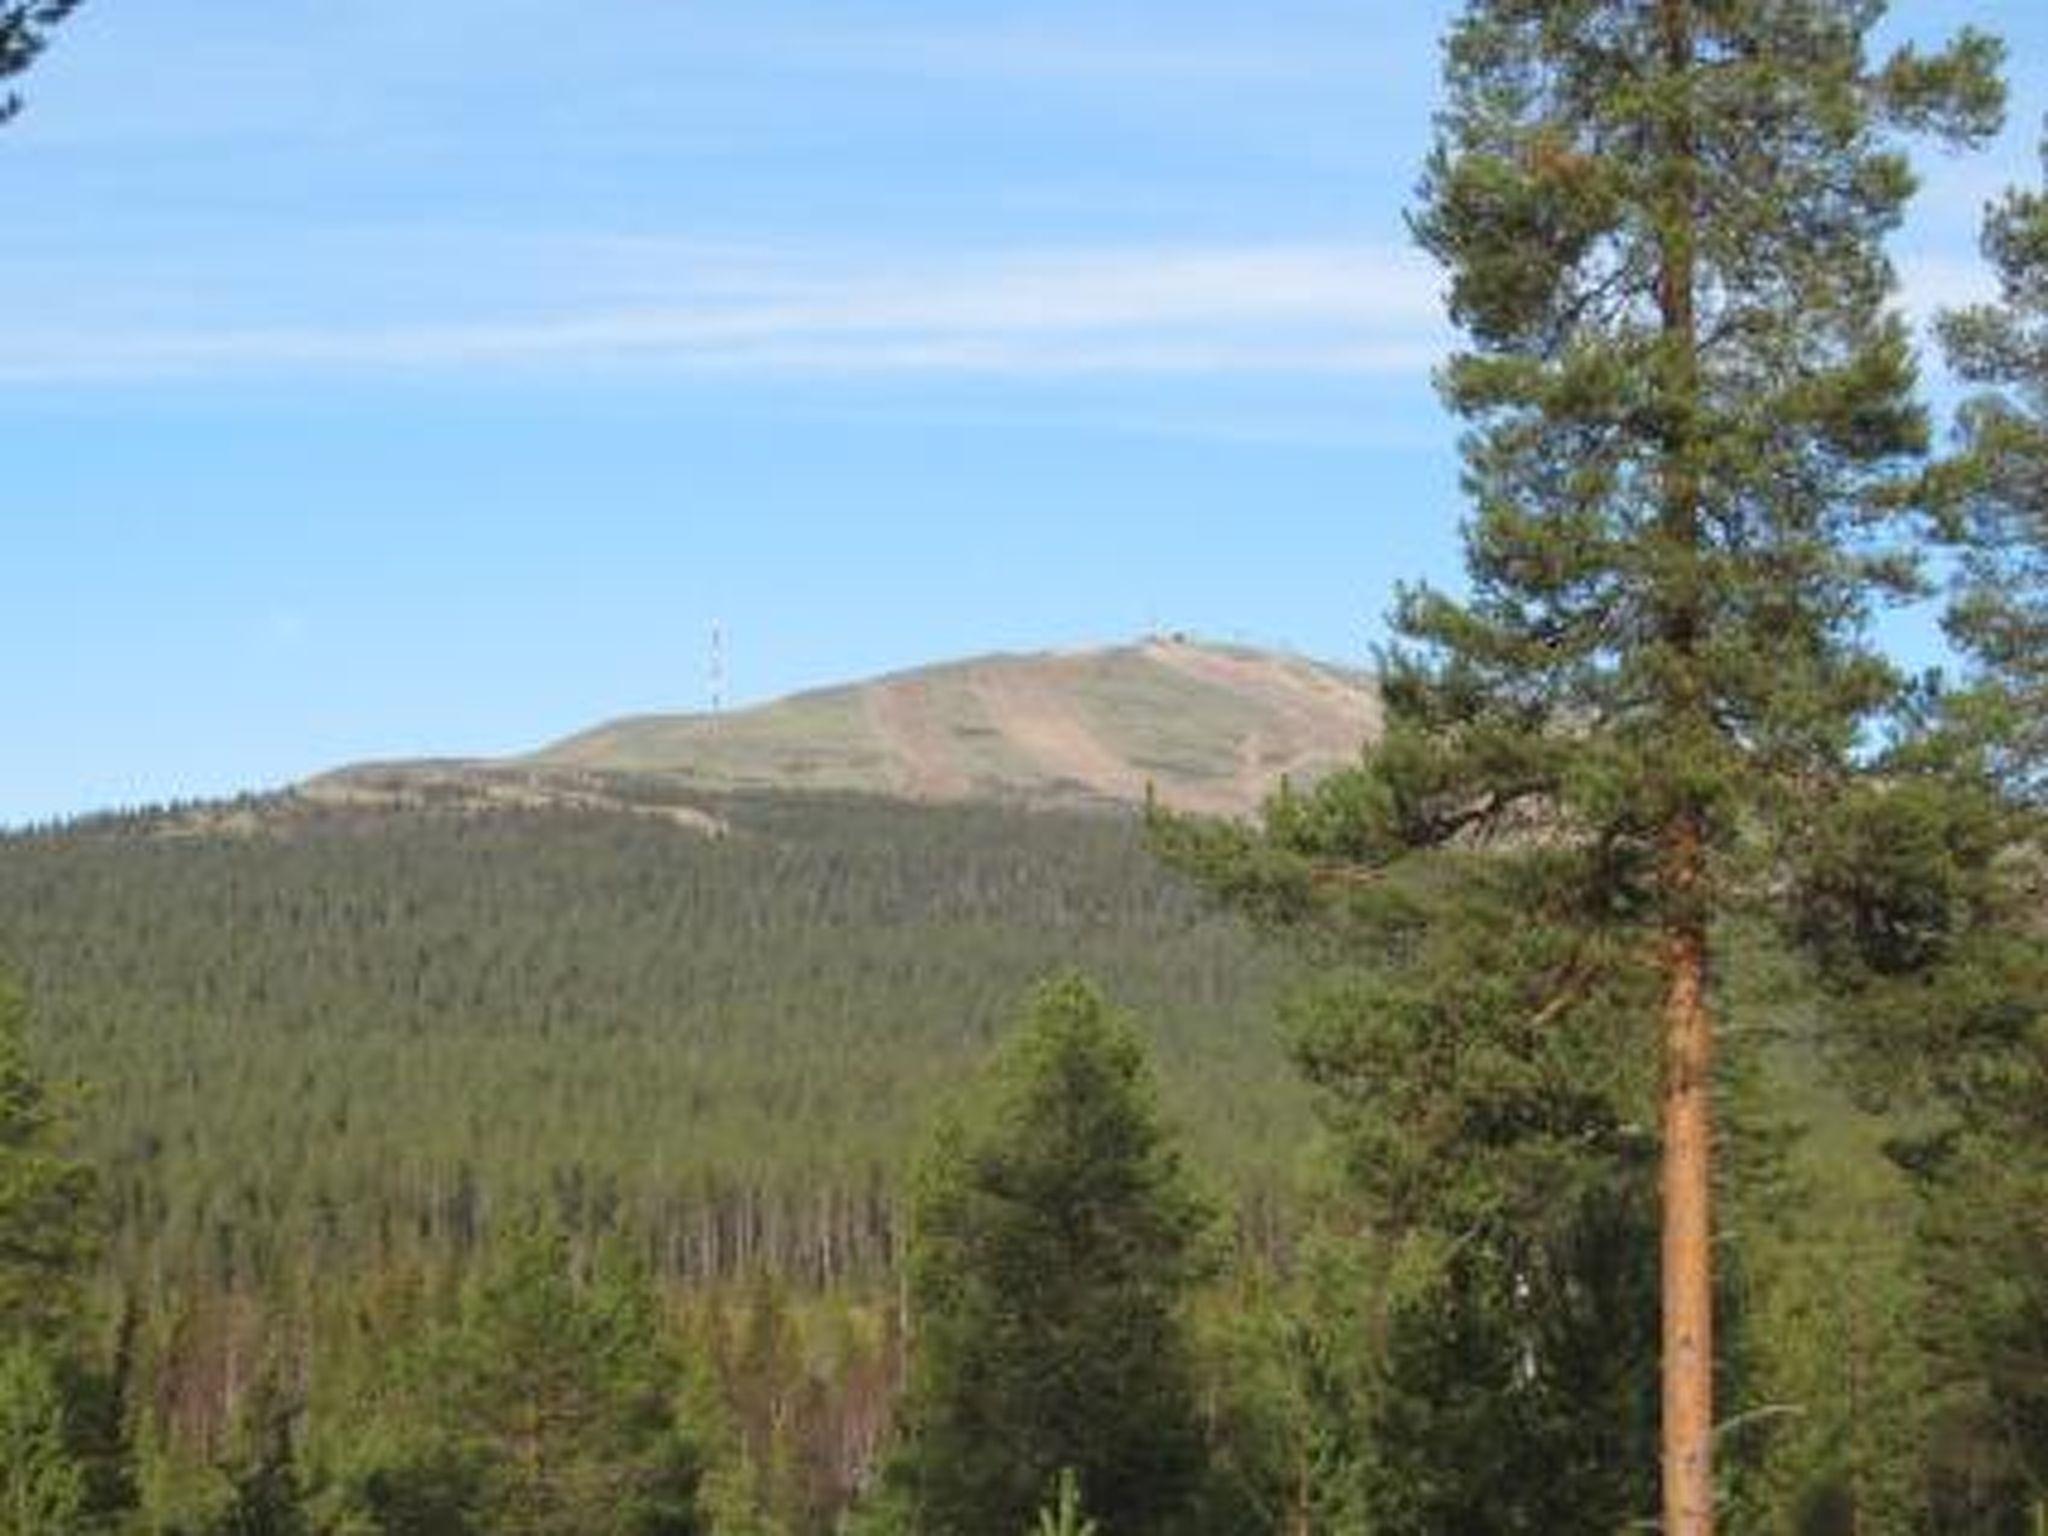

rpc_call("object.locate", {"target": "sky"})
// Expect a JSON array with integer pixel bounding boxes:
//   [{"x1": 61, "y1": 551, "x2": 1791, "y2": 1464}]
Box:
[{"x1": 4, "y1": 1, "x2": 2045, "y2": 825}]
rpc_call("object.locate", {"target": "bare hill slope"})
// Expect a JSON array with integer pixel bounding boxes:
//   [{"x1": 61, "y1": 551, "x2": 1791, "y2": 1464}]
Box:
[{"x1": 305, "y1": 637, "x2": 1380, "y2": 819}]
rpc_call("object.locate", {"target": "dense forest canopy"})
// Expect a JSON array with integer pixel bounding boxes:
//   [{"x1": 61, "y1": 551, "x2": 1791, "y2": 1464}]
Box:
[{"x1": 0, "y1": 794, "x2": 1302, "y2": 1289}]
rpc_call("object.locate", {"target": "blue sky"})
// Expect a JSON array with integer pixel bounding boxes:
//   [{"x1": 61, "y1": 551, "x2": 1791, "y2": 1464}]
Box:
[{"x1": 4, "y1": 1, "x2": 2044, "y2": 825}]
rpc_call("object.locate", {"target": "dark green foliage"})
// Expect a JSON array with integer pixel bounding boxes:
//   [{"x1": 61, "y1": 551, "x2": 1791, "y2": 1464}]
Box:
[
  {"x1": 1159, "y1": 821, "x2": 1667, "y2": 1529},
  {"x1": 1356, "y1": 1200, "x2": 1658, "y2": 1535},
  {"x1": 1792, "y1": 662, "x2": 2045, "y2": 1525},
  {"x1": 1673, "y1": 117, "x2": 2048, "y2": 1512},
  {"x1": 0, "y1": 1338, "x2": 86, "y2": 1534},
  {"x1": 1798, "y1": 781, "x2": 2046, "y2": 1526},
  {"x1": 1393, "y1": 0, "x2": 2001, "y2": 920},
  {"x1": 1917, "y1": 1108, "x2": 2048, "y2": 1530},
  {"x1": 0, "y1": 0, "x2": 79, "y2": 123},
  {"x1": 1275, "y1": 851, "x2": 1658, "y2": 1237},
  {"x1": 0, "y1": 975, "x2": 95, "y2": 1344},
  {"x1": 0, "y1": 795, "x2": 1297, "y2": 1532},
  {"x1": 0, "y1": 975, "x2": 134, "y2": 1533},
  {"x1": 0, "y1": 976, "x2": 97, "y2": 1531},
  {"x1": 1310, "y1": 868, "x2": 1662, "y2": 1531},
  {"x1": 1162, "y1": 2, "x2": 2004, "y2": 1527},
  {"x1": 332, "y1": 1438, "x2": 488, "y2": 1536},
  {"x1": 1172, "y1": 1272, "x2": 1344, "y2": 1536},
  {"x1": 1920, "y1": 164, "x2": 2048, "y2": 1521},
  {"x1": 1937, "y1": 131, "x2": 2048, "y2": 802},
  {"x1": 0, "y1": 795, "x2": 1297, "y2": 1292},
  {"x1": 62, "y1": 1333, "x2": 138, "y2": 1534},
  {"x1": 882, "y1": 976, "x2": 1214, "y2": 1536},
  {"x1": 334, "y1": 1221, "x2": 705, "y2": 1535}
]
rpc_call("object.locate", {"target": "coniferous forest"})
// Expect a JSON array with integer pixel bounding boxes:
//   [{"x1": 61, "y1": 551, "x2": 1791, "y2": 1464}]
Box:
[{"x1": 4, "y1": 1, "x2": 2047, "y2": 1533}]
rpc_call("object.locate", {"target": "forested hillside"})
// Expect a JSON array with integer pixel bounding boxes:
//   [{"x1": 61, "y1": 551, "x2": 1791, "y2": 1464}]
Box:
[
  {"x1": 3, "y1": 787, "x2": 2010, "y2": 1531},
  {"x1": 0, "y1": 794, "x2": 1302, "y2": 1291}
]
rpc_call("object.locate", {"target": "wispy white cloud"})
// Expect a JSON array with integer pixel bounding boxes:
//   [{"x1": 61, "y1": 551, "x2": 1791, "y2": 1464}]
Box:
[
  {"x1": 0, "y1": 242, "x2": 1447, "y2": 385},
  {"x1": 732, "y1": 23, "x2": 1385, "y2": 84}
]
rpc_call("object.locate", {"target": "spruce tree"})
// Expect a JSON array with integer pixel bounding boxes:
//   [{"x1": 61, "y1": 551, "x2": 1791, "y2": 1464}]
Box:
[
  {"x1": 0, "y1": 0, "x2": 80, "y2": 123},
  {"x1": 1168, "y1": 5, "x2": 2002, "y2": 1529},
  {"x1": 0, "y1": 975, "x2": 95, "y2": 1345},
  {"x1": 881, "y1": 975, "x2": 1214, "y2": 1536}
]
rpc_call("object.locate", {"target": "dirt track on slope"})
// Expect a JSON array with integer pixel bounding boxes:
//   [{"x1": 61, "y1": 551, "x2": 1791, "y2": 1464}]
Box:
[
  {"x1": 1141, "y1": 640, "x2": 1379, "y2": 805},
  {"x1": 862, "y1": 680, "x2": 973, "y2": 800},
  {"x1": 968, "y1": 662, "x2": 1156, "y2": 806}
]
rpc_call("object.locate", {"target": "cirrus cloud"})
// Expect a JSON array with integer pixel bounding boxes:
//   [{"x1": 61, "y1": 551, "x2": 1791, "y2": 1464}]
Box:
[{"x1": 0, "y1": 241, "x2": 1447, "y2": 385}]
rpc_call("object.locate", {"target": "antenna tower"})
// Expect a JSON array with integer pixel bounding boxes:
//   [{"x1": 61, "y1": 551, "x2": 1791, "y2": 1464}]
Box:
[{"x1": 709, "y1": 620, "x2": 726, "y2": 719}]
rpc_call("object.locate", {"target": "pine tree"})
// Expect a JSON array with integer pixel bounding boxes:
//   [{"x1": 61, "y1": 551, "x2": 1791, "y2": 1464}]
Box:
[
  {"x1": 0, "y1": 0, "x2": 80, "y2": 123},
  {"x1": 1939, "y1": 130, "x2": 2048, "y2": 802},
  {"x1": 880, "y1": 975, "x2": 1214, "y2": 1536},
  {"x1": 342, "y1": 1222, "x2": 706, "y2": 1536},
  {"x1": 1165, "y1": 5, "x2": 2002, "y2": 1530},
  {"x1": 1399, "y1": 8, "x2": 2005, "y2": 1529},
  {"x1": 1858, "y1": 133, "x2": 2048, "y2": 1529},
  {"x1": 1791, "y1": 131, "x2": 2048, "y2": 1529}
]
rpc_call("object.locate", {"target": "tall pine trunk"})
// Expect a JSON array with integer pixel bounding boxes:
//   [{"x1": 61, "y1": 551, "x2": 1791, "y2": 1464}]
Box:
[
  {"x1": 1657, "y1": 1, "x2": 1714, "y2": 1529},
  {"x1": 1660, "y1": 832, "x2": 1714, "y2": 1536}
]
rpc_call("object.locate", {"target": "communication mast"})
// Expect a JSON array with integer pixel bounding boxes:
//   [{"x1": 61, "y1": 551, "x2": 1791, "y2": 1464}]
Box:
[{"x1": 709, "y1": 620, "x2": 727, "y2": 719}]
